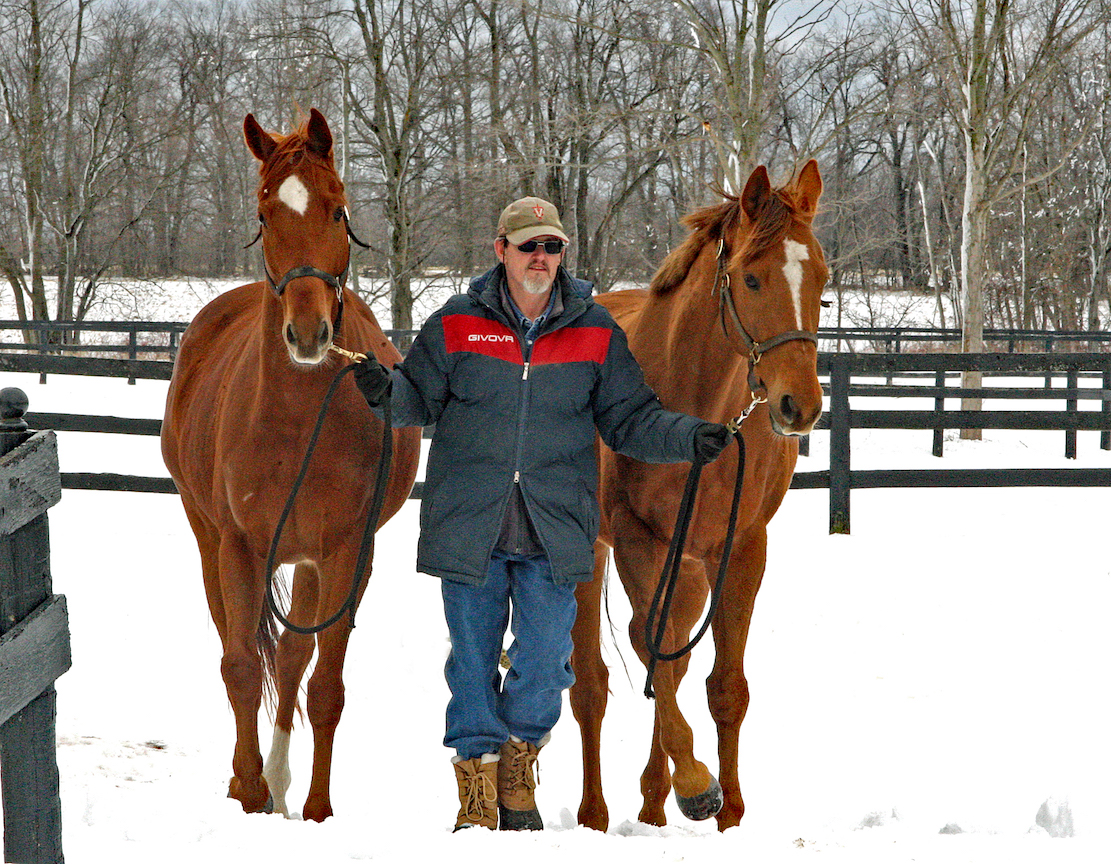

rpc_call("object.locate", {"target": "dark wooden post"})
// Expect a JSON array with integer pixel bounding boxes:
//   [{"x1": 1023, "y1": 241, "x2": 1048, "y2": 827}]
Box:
[
  {"x1": 0, "y1": 387, "x2": 69, "y2": 864},
  {"x1": 1065, "y1": 366, "x2": 1078, "y2": 459},
  {"x1": 932, "y1": 369, "x2": 946, "y2": 458},
  {"x1": 1102, "y1": 358, "x2": 1110, "y2": 452},
  {"x1": 127, "y1": 328, "x2": 138, "y2": 385},
  {"x1": 828, "y1": 354, "x2": 851, "y2": 534}
]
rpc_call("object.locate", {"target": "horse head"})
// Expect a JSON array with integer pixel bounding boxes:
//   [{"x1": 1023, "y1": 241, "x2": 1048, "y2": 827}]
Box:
[
  {"x1": 244, "y1": 108, "x2": 354, "y2": 366},
  {"x1": 721, "y1": 160, "x2": 827, "y2": 436}
]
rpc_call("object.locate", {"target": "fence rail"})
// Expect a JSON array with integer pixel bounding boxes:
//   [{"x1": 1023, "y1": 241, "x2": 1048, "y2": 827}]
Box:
[
  {"x1": 5, "y1": 319, "x2": 1111, "y2": 363},
  {"x1": 5, "y1": 347, "x2": 1111, "y2": 533}
]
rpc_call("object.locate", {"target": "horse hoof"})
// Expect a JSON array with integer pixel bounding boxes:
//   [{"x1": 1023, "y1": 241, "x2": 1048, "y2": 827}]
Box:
[
  {"x1": 675, "y1": 776, "x2": 724, "y2": 821},
  {"x1": 227, "y1": 785, "x2": 274, "y2": 814}
]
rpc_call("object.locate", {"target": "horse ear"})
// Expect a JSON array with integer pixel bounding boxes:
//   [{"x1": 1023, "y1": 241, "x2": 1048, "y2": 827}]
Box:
[
  {"x1": 244, "y1": 114, "x2": 277, "y2": 164},
  {"x1": 306, "y1": 108, "x2": 333, "y2": 159},
  {"x1": 740, "y1": 165, "x2": 772, "y2": 221},
  {"x1": 794, "y1": 159, "x2": 823, "y2": 219}
]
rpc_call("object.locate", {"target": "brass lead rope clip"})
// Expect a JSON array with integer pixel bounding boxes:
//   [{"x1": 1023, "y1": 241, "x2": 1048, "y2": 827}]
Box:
[{"x1": 329, "y1": 345, "x2": 367, "y2": 362}]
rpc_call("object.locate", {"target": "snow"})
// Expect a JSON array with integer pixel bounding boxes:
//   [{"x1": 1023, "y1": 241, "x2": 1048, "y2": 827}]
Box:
[{"x1": 2, "y1": 278, "x2": 1109, "y2": 861}]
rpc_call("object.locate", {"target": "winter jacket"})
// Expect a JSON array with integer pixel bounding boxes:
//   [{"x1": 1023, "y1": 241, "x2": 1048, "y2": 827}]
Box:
[{"x1": 386, "y1": 263, "x2": 704, "y2": 585}]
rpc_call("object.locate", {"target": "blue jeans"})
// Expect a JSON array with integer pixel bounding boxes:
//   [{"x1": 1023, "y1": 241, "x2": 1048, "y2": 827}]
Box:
[{"x1": 441, "y1": 551, "x2": 577, "y2": 760}]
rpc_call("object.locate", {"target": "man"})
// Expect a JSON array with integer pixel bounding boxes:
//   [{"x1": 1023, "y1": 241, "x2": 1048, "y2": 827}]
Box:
[{"x1": 352, "y1": 197, "x2": 729, "y2": 831}]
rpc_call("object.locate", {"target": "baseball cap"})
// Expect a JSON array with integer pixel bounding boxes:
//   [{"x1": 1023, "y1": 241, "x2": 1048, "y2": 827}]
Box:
[{"x1": 497, "y1": 197, "x2": 570, "y2": 245}]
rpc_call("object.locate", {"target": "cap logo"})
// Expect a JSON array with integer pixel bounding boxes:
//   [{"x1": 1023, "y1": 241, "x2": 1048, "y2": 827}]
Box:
[{"x1": 533, "y1": 204, "x2": 545, "y2": 220}]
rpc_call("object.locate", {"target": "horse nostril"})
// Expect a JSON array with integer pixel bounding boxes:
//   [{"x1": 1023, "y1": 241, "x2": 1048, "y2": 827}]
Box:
[
  {"x1": 318, "y1": 320, "x2": 331, "y2": 347},
  {"x1": 285, "y1": 323, "x2": 296, "y2": 345},
  {"x1": 780, "y1": 394, "x2": 798, "y2": 423}
]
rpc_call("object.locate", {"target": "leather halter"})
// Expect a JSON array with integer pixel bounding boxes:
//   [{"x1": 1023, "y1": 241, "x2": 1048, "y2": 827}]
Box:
[
  {"x1": 711, "y1": 237, "x2": 819, "y2": 398},
  {"x1": 249, "y1": 208, "x2": 371, "y2": 333}
]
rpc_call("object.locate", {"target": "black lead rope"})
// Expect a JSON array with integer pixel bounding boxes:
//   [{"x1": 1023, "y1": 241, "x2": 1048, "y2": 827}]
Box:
[
  {"x1": 643, "y1": 429, "x2": 746, "y2": 698},
  {"x1": 263, "y1": 363, "x2": 393, "y2": 635}
]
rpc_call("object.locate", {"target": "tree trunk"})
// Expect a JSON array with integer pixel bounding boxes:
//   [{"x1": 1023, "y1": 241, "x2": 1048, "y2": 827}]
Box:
[{"x1": 960, "y1": 150, "x2": 988, "y2": 440}]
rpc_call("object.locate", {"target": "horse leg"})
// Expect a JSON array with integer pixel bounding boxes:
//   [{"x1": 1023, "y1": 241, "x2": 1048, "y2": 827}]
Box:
[
  {"x1": 264, "y1": 562, "x2": 320, "y2": 818},
  {"x1": 613, "y1": 510, "x2": 717, "y2": 825},
  {"x1": 217, "y1": 532, "x2": 271, "y2": 813},
  {"x1": 569, "y1": 542, "x2": 611, "y2": 831},
  {"x1": 707, "y1": 527, "x2": 766, "y2": 831},
  {"x1": 634, "y1": 557, "x2": 713, "y2": 826},
  {"x1": 300, "y1": 553, "x2": 366, "y2": 822},
  {"x1": 183, "y1": 503, "x2": 228, "y2": 642},
  {"x1": 638, "y1": 709, "x2": 671, "y2": 824}
]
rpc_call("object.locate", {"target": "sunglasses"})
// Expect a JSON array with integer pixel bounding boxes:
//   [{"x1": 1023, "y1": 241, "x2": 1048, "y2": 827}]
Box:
[{"x1": 509, "y1": 239, "x2": 566, "y2": 255}]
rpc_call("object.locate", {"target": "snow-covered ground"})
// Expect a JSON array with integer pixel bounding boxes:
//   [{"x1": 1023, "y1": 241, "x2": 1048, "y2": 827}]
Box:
[
  {"x1": 2, "y1": 278, "x2": 1108, "y2": 861},
  {"x1": 1, "y1": 362, "x2": 1106, "y2": 863}
]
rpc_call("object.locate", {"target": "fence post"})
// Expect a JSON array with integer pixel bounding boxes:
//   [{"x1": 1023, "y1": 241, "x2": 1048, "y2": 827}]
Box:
[
  {"x1": 932, "y1": 369, "x2": 946, "y2": 457},
  {"x1": 0, "y1": 387, "x2": 68, "y2": 864},
  {"x1": 128, "y1": 328, "x2": 138, "y2": 385},
  {"x1": 1102, "y1": 359, "x2": 1110, "y2": 452},
  {"x1": 1065, "y1": 366, "x2": 1078, "y2": 459},
  {"x1": 828, "y1": 354, "x2": 851, "y2": 534}
]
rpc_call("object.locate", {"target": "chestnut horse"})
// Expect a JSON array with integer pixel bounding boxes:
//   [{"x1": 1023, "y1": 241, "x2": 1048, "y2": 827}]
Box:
[
  {"x1": 161, "y1": 109, "x2": 420, "y2": 822},
  {"x1": 569, "y1": 161, "x2": 827, "y2": 831}
]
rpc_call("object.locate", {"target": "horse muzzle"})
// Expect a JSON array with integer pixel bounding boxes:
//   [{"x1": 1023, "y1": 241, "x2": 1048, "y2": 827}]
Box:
[
  {"x1": 284, "y1": 317, "x2": 335, "y2": 365},
  {"x1": 769, "y1": 391, "x2": 823, "y2": 436}
]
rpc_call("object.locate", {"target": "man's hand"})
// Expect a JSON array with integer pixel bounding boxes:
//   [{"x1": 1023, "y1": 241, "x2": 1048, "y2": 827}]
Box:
[
  {"x1": 352, "y1": 358, "x2": 393, "y2": 407},
  {"x1": 693, "y1": 422, "x2": 731, "y2": 464}
]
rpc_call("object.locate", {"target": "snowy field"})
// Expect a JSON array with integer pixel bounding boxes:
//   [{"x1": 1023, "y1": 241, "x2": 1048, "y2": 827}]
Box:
[
  {"x1": 2, "y1": 278, "x2": 1108, "y2": 861},
  {"x1": 2, "y1": 363, "x2": 1107, "y2": 863}
]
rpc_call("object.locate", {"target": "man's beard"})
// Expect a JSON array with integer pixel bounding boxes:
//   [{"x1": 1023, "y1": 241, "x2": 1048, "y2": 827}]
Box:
[{"x1": 522, "y1": 270, "x2": 554, "y2": 295}]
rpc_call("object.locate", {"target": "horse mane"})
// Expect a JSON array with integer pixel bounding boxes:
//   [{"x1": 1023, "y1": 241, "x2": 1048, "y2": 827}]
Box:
[{"x1": 649, "y1": 186, "x2": 795, "y2": 295}]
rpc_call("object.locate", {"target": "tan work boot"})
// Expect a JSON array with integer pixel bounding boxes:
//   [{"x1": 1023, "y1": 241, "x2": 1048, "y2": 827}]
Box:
[
  {"x1": 453, "y1": 756, "x2": 498, "y2": 831},
  {"x1": 497, "y1": 738, "x2": 543, "y2": 830}
]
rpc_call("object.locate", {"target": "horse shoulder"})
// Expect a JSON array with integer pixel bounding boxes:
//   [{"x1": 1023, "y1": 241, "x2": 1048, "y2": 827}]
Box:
[
  {"x1": 164, "y1": 284, "x2": 264, "y2": 466},
  {"x1": 177, "y1": 283, "x2": 265, "y2": 366}
]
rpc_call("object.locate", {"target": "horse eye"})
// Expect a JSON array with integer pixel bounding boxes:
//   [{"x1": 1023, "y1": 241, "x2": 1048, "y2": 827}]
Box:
[
  {"x1": 743, "y1": 273, "x2": 760, "y2": 291},
  {"x1": 257, "y1": 213, "x2": 265, "y2": 225},
  {"x1": 333, "y1": 207, "x2": 345, "y2": 222}
]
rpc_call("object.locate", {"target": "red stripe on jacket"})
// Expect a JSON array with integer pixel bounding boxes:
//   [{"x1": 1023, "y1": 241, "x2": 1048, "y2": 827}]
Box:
[
  {"x1": 532, "y1": 326, "x2": 611, "y2": 366},
  {"x1": 443, "y1": 313, "x2": 611, "y2": 366},
  {"x1": 443, "y1": 314, "x2": 523, "y2": 364}
]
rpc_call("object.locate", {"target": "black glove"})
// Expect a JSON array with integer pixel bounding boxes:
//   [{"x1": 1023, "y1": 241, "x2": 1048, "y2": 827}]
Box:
[
  {"x1": 352, "y1": 358, "x2": 392, "y2": 407},
  {"x1": 693, "y1": 422, "x2": 731, "y2": 464}
]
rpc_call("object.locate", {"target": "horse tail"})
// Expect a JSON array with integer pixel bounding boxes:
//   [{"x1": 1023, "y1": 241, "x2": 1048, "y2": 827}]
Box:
[
  {"x1": 257, "y1": 567, "x2": 287, "y2": 715},
  {"x1": 599, "y1": 552, "x2": 635, "y2": 689}
]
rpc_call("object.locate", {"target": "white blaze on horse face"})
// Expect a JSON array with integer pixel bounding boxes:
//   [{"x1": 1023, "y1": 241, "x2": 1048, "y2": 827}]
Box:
[
  {"x1": 278, "y1": 175, "x2": 310, "y2": 216},
  {"x1": 783, "y1": 239, "x2": 809, "y2": 328}
]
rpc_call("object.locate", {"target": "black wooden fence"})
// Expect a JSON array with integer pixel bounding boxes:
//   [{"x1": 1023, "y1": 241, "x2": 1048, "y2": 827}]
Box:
[
  {"x1": 810, "y1": 352, "x2": 1111, "y2": 533},
  {"x1": 0, "y1": 388, "x2": 69, "y2": 864},
  {"x1": 5, "y1": 348, "x2": 1111, "y2": 535}
]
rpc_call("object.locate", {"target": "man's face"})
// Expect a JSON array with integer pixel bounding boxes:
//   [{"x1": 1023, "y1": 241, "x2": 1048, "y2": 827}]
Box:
[{"x1": 497, "y1": 235, "x2": 565, "y2": 296}]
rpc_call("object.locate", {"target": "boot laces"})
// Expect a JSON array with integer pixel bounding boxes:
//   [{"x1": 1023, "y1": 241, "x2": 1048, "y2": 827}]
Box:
[
  {"x1": 504, "y1": 746, "x2": 538, "y2": 794},
  {"x1": 460, "y1": 765, "x2": 497, "y2": 822}
]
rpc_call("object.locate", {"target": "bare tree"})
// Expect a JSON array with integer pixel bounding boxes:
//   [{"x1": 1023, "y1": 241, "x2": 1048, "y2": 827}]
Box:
[
  {"x1": 667, "y1": 0, "x2": 836, "y2": 188},
  {"x1": 344, "y1": 0, "x2": 460, "y2": 329},
  {"x1": 898, "y1": 0, "x2": 1106, "y2": 435}
]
